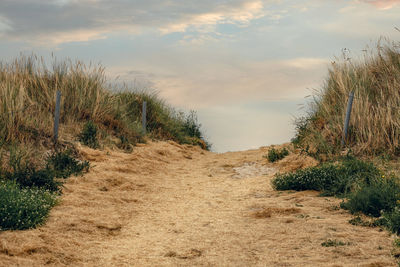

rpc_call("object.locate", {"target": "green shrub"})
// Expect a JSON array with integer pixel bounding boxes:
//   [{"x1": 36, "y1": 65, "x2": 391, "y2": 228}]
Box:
[
  {"x1": 272, "y1": 163, "x2": 338, "y2": 192},
  {"x1": 46, "y1": 150, "x2": 89, "y2": 178},
  {"x1": 266, "y1": 147, "x2": 289, "y2": 162},
  {"x1": 5, "y1": 166, "x2": 60, "y2": 192},
  {"x1": 78, "y1": 121, "x2": 99, "y2": 148},
  {"x1": 0, "y1": 180, "x2": 57, "y2": 230},
  {"x1": 272, "y1": 156, "x2": 380, "y2": 196},
  {"x1": 2, "y1": 148, "x2": 90, "y2": 192},
  {"x1": 342, "y1": 177, "x2": 400, "y2": 217}
]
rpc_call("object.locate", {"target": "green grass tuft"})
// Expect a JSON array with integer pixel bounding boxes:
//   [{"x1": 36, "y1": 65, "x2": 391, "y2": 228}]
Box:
[
  {"x1": 341, "y1": 176, "x2": 400, "y2": 217},
  {"x1": 78, "y1": 121, "x2": 99, "y2": 148},
  {"x1": 265, "y1": 147, "x2": 289, "y2": 162},
  {"x1": 45, "y1": 149, "x2": 89, "y2": 179}
]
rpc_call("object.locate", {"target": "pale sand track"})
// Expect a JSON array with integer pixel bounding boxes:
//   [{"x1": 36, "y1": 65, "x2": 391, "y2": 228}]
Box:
[{"x1": 0, "y1": 141, "x2": 397, "y2": 266}]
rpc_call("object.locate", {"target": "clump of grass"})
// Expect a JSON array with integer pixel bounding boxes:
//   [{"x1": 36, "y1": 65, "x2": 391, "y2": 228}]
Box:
[
  {"x1": 321, "y1": 239, "x2": 349, "y2": 247},
  {"x1": 381, "y1": 208, "x2": 400, "y2": 235},
  {"x1": 265, "y1": 147, "x2": 289, "y2": 162},
  {"x1": 348, "y1": 216, "x2": 388, "y2": 228},
  {"x1": 0, "y1": 180, "x2": 57, "y2": 231},
  {"x1": 78, "y1": 121, "x2": 99, "y2": 148},
  {"x1": 4, "y1": 165, "x2": 61, "y2": 192},
  {"x1": 293, "y1": 39, "x2": 400, "y2": 158},
  {"x1": 46, "y1": 149, "x2": 89, "y2": 178},
  {"x1": 272, "y1": 156, "x2": 379, "y2": 196},
  {"x1": 1, "y1": 147, "x2": 89, "y2": 192},
  {"x1": 341, "y1": 176, "x2": 400, "y2": 217}
]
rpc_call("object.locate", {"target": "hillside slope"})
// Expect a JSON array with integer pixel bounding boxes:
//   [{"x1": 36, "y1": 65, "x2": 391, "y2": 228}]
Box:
[{"x1": 0, "y1": 142, "x2": 396, "y2": 266}]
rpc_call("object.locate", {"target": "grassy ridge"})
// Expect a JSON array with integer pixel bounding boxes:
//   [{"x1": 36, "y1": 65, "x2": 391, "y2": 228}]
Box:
[
  {"x1": 293, "y1": 39, "x2": 400, "y2": 158},
  {"x1": 0, "y1": 55, "x2": 209, "y2": 151}
]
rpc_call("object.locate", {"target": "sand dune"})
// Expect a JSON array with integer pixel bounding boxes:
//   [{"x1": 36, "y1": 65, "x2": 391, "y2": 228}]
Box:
[{"x1": 0, "y1": 141, "x2": 397, "y2": 266}]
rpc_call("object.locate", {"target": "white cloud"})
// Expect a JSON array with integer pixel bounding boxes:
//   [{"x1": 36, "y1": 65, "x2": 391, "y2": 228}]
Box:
[
  {"x1": 38, "y1": 29, "x2": 107, "y2": 45},
  {"x1": 158, "y1": 1, "x2": 265, "y2": 34},
  {"x1": 0, "y1": 0, "x2": 268, "y2": 46}
]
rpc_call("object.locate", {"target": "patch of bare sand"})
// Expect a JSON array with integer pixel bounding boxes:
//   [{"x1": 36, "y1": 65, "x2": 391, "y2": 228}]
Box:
[{"x1": 0, "y1": 141, "x2": 397, "y2": 266}]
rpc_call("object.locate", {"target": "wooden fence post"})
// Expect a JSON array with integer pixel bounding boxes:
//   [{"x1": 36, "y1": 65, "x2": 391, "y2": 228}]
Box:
[
  {"x1": 54, "y1": 90, "x2": 61, "y2": 144},
  {"x1": 341, "y1": 91, "x2": 354, "y2": 147},
  {"x1": 142, "y1": 101, "x2": 147, "y2": 134}
]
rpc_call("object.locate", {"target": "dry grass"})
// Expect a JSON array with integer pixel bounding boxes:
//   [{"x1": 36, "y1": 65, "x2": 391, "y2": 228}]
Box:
[
  {"x1": 294, "y1": 38, "x2": 400, "y2": 157},
  {"x1": 0, "y1": 55, "x2": 114, "y2": 145},
  {"x1": 0, "y1": 55, "x2": 208, "y2": 161}
]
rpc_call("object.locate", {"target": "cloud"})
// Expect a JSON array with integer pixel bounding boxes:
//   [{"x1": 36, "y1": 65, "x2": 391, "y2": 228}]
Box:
[
  {"x1": 39, "y1": 29, "x2": 108, "y2": 45},
  {"x1": 360, "y1": 0, "x2": 400, "y2": 10},
  {"x1": 320, "y1": 1, "x2": 400, "y2": 39},
  {"x1": 112, "y1": 57, "x2": 329, "y2": 109},
  {"x1": 159, "y1": 1, "x2": 264, "y2": 34},
  {"x1": 0, "y1": 0, "x2": 267, "y2": 45},
  {"x1": 0, "y1": 16, "x2": 12, "y2": 35}
]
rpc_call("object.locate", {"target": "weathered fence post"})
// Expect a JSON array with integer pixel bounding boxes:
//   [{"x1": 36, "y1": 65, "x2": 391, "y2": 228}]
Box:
[
  {"x1": 142, "y1": 101, "x2": 147, "y2": 134},
  {"x1": 341, "y1": 91, "x2": 354, "y2": 147},
  {"x1": 53, "y1": 90, "x2": 61, "y2": 144}
]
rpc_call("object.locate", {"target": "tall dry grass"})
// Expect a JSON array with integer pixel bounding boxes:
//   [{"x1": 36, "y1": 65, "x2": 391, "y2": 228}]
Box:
[
  {"x1": 0, "y1": 55, "x2": 209, "y2": 152},
  {"x1": 293, "y1": 39, "x2": 400, "y2": 157},
  {"x1": 0, "y1": 55, "x2": 115, "y2": 145}
]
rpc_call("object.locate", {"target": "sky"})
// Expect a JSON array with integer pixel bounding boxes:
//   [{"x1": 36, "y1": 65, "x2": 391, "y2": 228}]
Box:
[{"x1": 0, "y1": 0, "x2": 399, "y2": 152}]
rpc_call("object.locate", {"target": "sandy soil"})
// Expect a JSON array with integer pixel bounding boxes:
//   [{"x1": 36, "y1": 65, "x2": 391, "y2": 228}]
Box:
[{"x1": 0, "y1": 141, "x2": 397, "y2": 266}]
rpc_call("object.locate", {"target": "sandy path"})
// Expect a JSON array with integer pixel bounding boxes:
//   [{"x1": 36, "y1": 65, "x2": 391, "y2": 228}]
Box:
[{"x1": 0, "y1": 141, "x2": 397, "y2": 266}]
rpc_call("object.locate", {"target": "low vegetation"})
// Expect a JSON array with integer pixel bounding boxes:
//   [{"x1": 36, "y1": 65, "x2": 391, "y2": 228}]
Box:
[
  {"x1": 0, "y1": 147, "x2": 89, "y2": 230},
  {"x1": 321, "y1": 239, "x2": 349, "y2": 247},
  {"x1": 0, "y1": 180, "x2": 57, "y2": 230},
  {"x1": 78, "y1": 121, "x2": 99, "y2": 149},
  {"x1": 272, "y1": 156, "x2": 400, "y2": 235},
  {"x1": 265, "y1": 147, "x2": 289, "y2": 162},
  {"x1": 272, "y1": 156, "x2": 379, "y2": 196}
]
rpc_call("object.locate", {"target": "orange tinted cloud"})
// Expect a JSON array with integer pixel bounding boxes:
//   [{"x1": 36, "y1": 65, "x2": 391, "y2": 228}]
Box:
[{"x1": 362, "y1": 0, "x2": 400, "y2": 9}]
